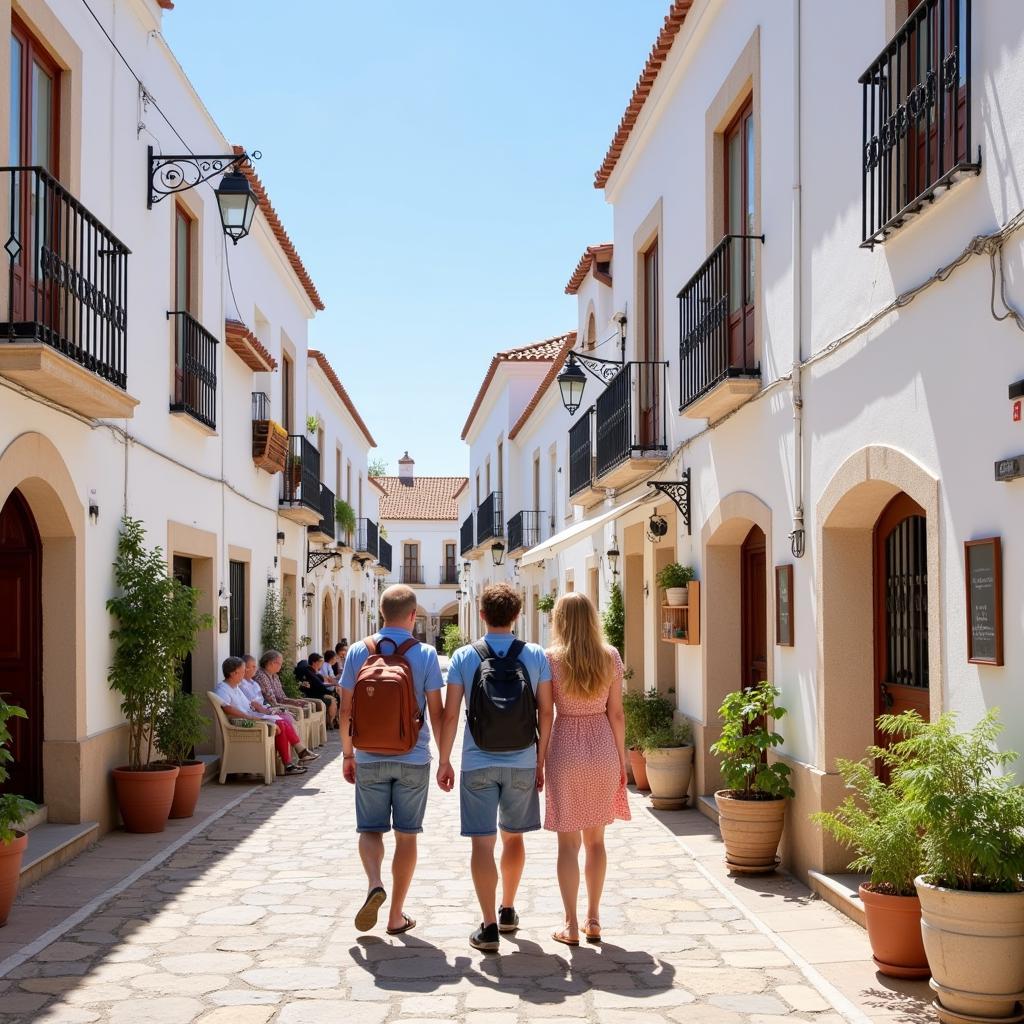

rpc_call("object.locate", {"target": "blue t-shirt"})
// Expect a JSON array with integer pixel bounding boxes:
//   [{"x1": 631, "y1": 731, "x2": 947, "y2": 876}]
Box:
[
  {"x1": 340, "y1": 627, "x2": 445, "y2": 766},
  {"x1": 446, "y1": 634, "x2": 551, "y2": 773}
]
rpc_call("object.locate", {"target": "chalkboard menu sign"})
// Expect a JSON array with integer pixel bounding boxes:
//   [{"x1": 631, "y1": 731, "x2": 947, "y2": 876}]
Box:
[
  {"x1": 775, "y1": 565, "x2": 794, "y2": 647},
  {"x1": 965, "y1": 538, "x2": 1003, "y2": 666}
]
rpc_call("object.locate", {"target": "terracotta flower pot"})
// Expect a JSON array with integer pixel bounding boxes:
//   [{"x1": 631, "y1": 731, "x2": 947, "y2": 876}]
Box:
[
  {"x1": 0, "y1": 830, "x2": 27, "y2": 927},
  {"x1": 167, "y1": 761, "x2": 205, "y2": 820},
  {"x1": 859, "y1": 884, "x2": 930, "y2": 979},
  {"x1": 112, "y1": 764, "x2": 179, "y2": 834},
  {"x1": 645, "y1": 745, "x2": 694, "y2": 810},
  {"x1": 628, "y1": 748, "x2": 650, "y2": 792},
  {"x1": 715, "y1": 790, "x2": 786, "y2": 873},
  {"x1": 916, "y1": 876, "x2": 1024, "y2": 1024}
]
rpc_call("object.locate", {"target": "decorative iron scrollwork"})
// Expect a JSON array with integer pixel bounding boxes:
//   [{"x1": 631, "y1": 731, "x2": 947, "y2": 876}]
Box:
[
  {"x1": 573, "y1": 350, "x2": 626, "y2": 386},
  {"x1": 648, "y1": 469, "x2": 691, "y2": 535},
  {"x1": 307, "y1": 548, "x2": 342, "y2": 574},
  {"x1": 943, "y1": 47, "x2": 959, "y2": 92},
  {"x1": 148, "y1": 148, "x2": 261, "y2": 208}
]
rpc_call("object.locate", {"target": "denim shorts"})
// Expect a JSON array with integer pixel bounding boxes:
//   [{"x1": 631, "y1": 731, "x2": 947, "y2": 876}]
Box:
[
  {"x1": 460, "y1": 766, "x2": 541, "y2": 837},
  {"x1": 355, "y1": 761, "x2": 430, "y2": 834}
]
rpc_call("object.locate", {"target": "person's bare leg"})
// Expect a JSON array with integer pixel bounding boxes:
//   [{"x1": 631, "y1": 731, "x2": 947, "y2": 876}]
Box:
[
  {"x1": 499, "y1": 830, "x2": 526, "y2": 909},
  {"x1": 358, "y1": 832, "x2": 385, "y2": 892},
  {"x1": 387, "y1": 832, "x2": 417, "y2": 930},
  {"x1": 470, "y1": 835, "x2": 499, "y2": 926},
  {"x1": 556, "y1": 831, "x2": 582, "y2": 939},
  {"x1": 582, "y1": 825, "x2": 607, "y2": 925}
]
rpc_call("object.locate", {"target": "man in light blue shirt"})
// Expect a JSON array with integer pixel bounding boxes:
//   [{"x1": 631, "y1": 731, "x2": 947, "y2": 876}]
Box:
[
  {"x1": 438, "y1": 582, "x2": 552, "y2": 952},
  {"x1": 340, "y1": 585, "x2": 444, "y2": 937}
]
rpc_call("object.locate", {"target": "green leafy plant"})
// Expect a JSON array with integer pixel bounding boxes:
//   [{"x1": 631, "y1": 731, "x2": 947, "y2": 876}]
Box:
[
  {"x1": 655, "y1": 563, "x2": 696, "y2": 591},
  {"x1": 0, "y1": 697, "x2": 37, "y2": 843},
  {"x1": 602, "y1": 581, "x2": 625, "y2": 655},
  {"x1": 537, "y1": 593, "x2": 556, "y2": 614},
  {"x1": 623, "y1": 687, "x2": 674, "y2": 751},
  {"x1": 107, "y1": 518, "x2": 212, "y2": 771},
  {"x1": 441, "y1": 623, "x2": 466, "y2": 658},
  {"x1": 640, "y1": 720, "x2": 693, "y2": 754},
  {"x1": 710, "y1": 681, "x2": 794, "y2": 800},
  {"x1": 811, "y1": 755, "x2": 922, "y2": 896},
  {"x1": 368, "y1": 456, "x2": 387, "y2": 478},
  {"x1": 876, "y1": 709, "x2": 1024, "y2": 892},
  {"x1": 306, "y1": 414, "x2": 320, "y2": 435},
  {"x1": 334, "y1": 498, "x2": 357, "y2": 536},
  {"x1": 155, "y1": 689, "x2": 207, "y2": 766},
  {"x1": 260, "y1": 588, "x2": 302, "y2": 698}
]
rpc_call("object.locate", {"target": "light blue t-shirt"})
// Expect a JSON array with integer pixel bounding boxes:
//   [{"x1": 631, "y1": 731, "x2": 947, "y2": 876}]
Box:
[
  {"x1": 340, "y1": 627, "x2": 445, "y2": 766},
  {"x1": 446, "y1": 634, "x2": 551, "y2": 773}
]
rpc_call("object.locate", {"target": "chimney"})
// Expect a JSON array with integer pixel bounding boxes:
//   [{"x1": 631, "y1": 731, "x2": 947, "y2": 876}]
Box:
[{"x1": 398, "y1": 451, "x2": 414, "y2": 485}]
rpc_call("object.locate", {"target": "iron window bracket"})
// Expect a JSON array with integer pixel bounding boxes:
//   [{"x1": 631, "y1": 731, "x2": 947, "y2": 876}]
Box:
[
  {"x1": 148, "y1": 146, "x2": 260, "y2": 208},
  {"x1": 649, "y1": 469, "x2": 692, "y2": 535},
  {"x1": 307, "y1": 547, "x2": 342, "y2": 574}
]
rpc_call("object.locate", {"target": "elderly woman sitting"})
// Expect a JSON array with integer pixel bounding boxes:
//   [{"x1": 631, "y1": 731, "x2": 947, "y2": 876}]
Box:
[{"x1": 240, "y1": 655, "x2": 318, "y2": 764}]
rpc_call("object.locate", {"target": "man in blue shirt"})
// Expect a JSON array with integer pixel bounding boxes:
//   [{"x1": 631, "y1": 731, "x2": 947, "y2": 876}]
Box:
[
  {"x1": 438, "y1": 582, "x2": 552, "y2": 952},
  {"x1": 340, "y1": 585, "x2": 444, "y2": 937}
]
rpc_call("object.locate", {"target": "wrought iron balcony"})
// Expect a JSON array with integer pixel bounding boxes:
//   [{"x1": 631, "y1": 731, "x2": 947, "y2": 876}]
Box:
[
  {"x1": 400, "y1": 565, "x2": 425, "y2": 585},
  {"x1": 507, "y1": 511, "x2": 544, "y2": 555},
  {"x1": 169, "y1": 310, "x2": 218, "y2": 430},
  {"x1": 377, "y1": 537, "x2": 392, "y2": 574},
  {"x1": 678, "y1": 233, "x2": 762, "y2": 419},
  {"x1": 594, "y1": 361, "x2": 668, "y2": 485},
  {"x1": 0, "y1": 166, "x2": 135, "y2": 418},
  {"x1": 308, "y1": 483, "x2": 336, "y2": 544},
  {"x1": 860, "y1": 0, "x2": 979, "y2": 248},
  {"x1": 568, "y1": 407, "x2": 601, "y2": 506},
  {"x1": 355, "y1": 517, "x2": 378, "y2": 560},
  {"x1": 279, "y1": 435, "x2": 321, "y2": 525},
  {"x1": 460, "y1": 513, "x2": 475, "y2": 556},
  {"x1": 440, "y1": 563, "x2": 460, "y2": 585},
  {"x1": 476, "y1": 491, "x2": 503, "y2": 547}
]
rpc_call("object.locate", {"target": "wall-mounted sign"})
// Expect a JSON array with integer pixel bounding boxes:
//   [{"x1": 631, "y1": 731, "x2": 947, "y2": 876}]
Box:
[
  {"x1": 219, "y1": 605, "x2": 229, "y2": 634},
  {"x1": 965, "y1": 537, "x2": 1003, "y2": 666},
  {"x1": 995, "y1": 455, "x2": 1024, "y2": 482},
  {"x1": 775, "y1": 564, "x2": 794, "y2": 647}
]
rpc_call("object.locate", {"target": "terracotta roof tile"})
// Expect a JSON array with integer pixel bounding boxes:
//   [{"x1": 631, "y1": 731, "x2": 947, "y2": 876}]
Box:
[
  {"x1": 156, "y1": 0, "x2": 174, "y2": 8},
  {"x1": 225, "y1": 318, "x2": 277, "y2": 372},
  {"x1": 509, "y1": 333, "x2": 576, "y2": 439},
  {"x1": 594, "y1": 1, "x2": 693, "y2": 189},
  {"x1": 461, "y1": 332, "x2": 576, "y2": 440},
  {"x1": 307, "y1": 350, "x2": 376, "y2": 447},
  {"x1": 376, "y1": 476, "x2": 469, "y2": 521},
  {"x1": 232, "y1": 146, "x2": 325, "y2": 311},
  {"x1": 565, "y1": 243, "x2": 613, "y2": 295}
]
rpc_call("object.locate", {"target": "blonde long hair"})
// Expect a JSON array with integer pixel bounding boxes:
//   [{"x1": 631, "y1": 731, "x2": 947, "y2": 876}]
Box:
[{"x1": 549, "y1": 592, "x2": 614, "y2": 698}]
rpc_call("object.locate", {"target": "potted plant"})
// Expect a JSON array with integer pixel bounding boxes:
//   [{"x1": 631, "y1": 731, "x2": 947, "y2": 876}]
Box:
[
  {"x1": 711, "y1": 681, "x2": 794, "y2": 873},
  {"x1": 642, "y1": 720, "x2": 694, "y2": 810},
  {"x1": 156, "y1": 689, "x2": 208, "y2": 820},
  {"x1": 811, "y1": 753, "x2": 928, "y2": 978},
  {"x1": 107, "y1": 517, "x2": 211, "y2": 833},
  {"x1": 656, "y1": 563, "x2": 696, "y2": 606},
  {"x1": 878, "y1": 710, "x2": 1024, "y2": 1023},
  {"x1": 537, "y1": 593, "x2": 556, "y2": 615},
  {"x1": 623, "y1": 688, "x2": 673, "y2": 793},
  {"x1": 0, "y1": 698, "x2": 37, "y2": 927},
  {"x1": 306, "y1": 414, "x2": 320, "y2": 436},
  {"x1": 335, "y1": 499, "x2": 356, "y2": 547}
]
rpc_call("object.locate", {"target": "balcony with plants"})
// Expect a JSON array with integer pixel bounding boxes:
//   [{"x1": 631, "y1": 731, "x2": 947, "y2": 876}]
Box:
[
  {"x1": 279, "y1": 435, "x2": 321, "y2": 526},
  {"x1": 334, "y1": 498, "x2": 356, "y2": 551}
]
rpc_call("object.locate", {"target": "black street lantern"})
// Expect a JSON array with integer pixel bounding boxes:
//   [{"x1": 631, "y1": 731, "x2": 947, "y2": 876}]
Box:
[
  {"x1": 215, "y1": 169, "x2": 259, "y2": 244},
  {"x1": 455, "y1": 589, "x2": 464, "y2": 600},
  {"x1": 557, "y1": 355, "x2": 588, "y2": 415},
  {"x1": 606, "y1": 546, "x2": 620, "y2": 577},
  {"x1": 491, "y1": 541, "x2": 506, "y2": 567}
]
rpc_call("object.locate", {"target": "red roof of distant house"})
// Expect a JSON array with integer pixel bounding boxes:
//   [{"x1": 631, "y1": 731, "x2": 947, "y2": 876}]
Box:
[
  {"x1": 307, "y1": 350, "x2": 376, "y2": 446},
  {"x1": 225, "y1": 318, "x2": 277, "y2": 372},
  {"x1": 461, "y1": 333, "x2": 576, "y2": 440},
  {"x1": 509, "y1": 333, "x2": 577, "y2": 440},
  {"x1": 565, "y1": 243, "x2": 613, "y2": 295},
  {"x1": 376, "y1": 476, "x2": 469, "y2": 521},
  {"x1": 594, "y1": 1, "x2": 693, "y2": 189},
  {"x1": 157, "y1": 0, "x2": 174, "y2": 8}
]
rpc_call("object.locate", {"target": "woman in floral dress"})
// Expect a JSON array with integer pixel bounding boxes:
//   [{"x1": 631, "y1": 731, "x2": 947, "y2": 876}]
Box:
[{"x1": 544, "y1": 593, "x2": 629, "y2": 945}]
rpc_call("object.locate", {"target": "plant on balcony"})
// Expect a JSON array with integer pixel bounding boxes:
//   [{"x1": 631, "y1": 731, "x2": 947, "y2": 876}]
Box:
[
  {"x1": 335, "y1": 499, "x2": 357, "y2": 537},
  {"x1": 655, "y1": 563, "x2": 696, "y2": 606},
  {"x1": 0, "y1": 697, "x2": 38, "y2": 926},
  {"x1": 602, "y1": 581, "x2": 625, "y2": 656},
  {"x1": 641, "y1": 716, "x2": 694, "y2": 811},
  {"x1": 306, "y1": 414, "x2": 320, "y2": 435},
  {"x1": 155, "y1": 689, "x2": 208, "y2": 820},
  {"x1": 711, "y1": 681, "x2": 794, "y2": 873},
  {"x1": 252, "y1": 418, "x2": 289, "y2": 474},
  {"x1": 623, "y1": 687, "x2": 673, "y2": 793},
  {"x1": 107, "y1": 517, "x2": 211, "y2": 833}
]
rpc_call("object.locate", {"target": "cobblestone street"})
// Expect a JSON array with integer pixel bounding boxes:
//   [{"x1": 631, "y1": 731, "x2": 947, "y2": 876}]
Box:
[{"x1": 0, "y1": 737, "x2": 925, "y2": 1024}]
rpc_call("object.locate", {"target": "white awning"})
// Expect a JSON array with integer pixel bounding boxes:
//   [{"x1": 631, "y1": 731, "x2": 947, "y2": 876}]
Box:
[{"x1": 519, "y1": 495, "x2": 648, "y2": 566}]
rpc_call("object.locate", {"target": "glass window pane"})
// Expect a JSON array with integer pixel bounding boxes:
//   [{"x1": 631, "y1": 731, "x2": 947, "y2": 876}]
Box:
[
  {"x1": 727, "y1": 132, "x2": 742, "y2": 234},
  {"x1": 175, "y1": 213, "x2": 189, "y2": 312},
  {"x1": 10, "y1": 35, "x2": 22, "y2": 164},
  {"x1": 745, "y1": 114, "x2": 756, "y2": 302},
  {"x1": 30, "y1": 61, "x2": 53, "y2": 171}
]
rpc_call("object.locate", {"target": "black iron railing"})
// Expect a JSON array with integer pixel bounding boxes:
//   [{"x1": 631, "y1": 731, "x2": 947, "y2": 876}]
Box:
[
  {"x1": 507, "y1": 511, "x2": 544, "y2": 554},
  {"x1": 569, "y1": 407, "x2": 595, "y2": 498},
  {"x1": 678, "y1": 234, "x2": 762, "y2": 411},
  {"x1": 378, "y1": 538, "x2": 392, "y2": 574},
  {"x1": 860, "y1": 0, "x2": 979, "y2": 247},
  {"x1": 594, "y1": 361, "x2": 668, "y2": 479},
  {"x1": 1, "y1": 166, "x2": 130, "y2": 389},
  {"x1": 281, "y1": 435, "x2": 320, "y2": 512},
  {"x1": 251, "y1": 391, "x2": 270, "y2": 420},
  {"x1": 476, "y1": 491, "x2": 503, "y2": 546},
  {"x1": 440, "y1": 563, "x2": 460, "y2": 585},
  {"x1": 460, "y1": 513, "x2": 475, "y2": 555},
  {"x1": 355, "y1": 517, "x2": 378, "y2": 558},
  {"x1": 169, "y1": 311, "x2": 218, "y2": 429},
  {"x1": 310, "y1": 483, "x2": 335, "y2": 541},
  {"x1": 400, "y1": 565, "x2": 425, "y2": 585}
]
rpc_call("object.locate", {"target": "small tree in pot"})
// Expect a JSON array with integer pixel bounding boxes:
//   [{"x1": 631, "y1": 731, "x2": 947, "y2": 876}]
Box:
[
  {"x1": 711, "y1": 681, "x2": 794, "y2": 873},
  {"x1": 0, "y1": 698, "x2": 37, "y2": 926},
  {"x1": 655, "y1": 563, "x2": 695, "y2": 606},
  {"x1": 641, "y1": 719, "x2": 694, "y2": 810},
  {"x1": 156, "y1": 689, "x2": 208, "y2": 820},
  {"x1": 623, "y1": 687, "x2": 673, "y2": 793}
]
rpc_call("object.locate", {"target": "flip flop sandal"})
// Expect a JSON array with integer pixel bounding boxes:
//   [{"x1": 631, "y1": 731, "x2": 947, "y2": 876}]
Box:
[
  {"x1": 386, "y1": 914, "x2": 416, "y2": 936},
  {"x1": 284, "y1": 764, "x2": 307, "y2": 775},
  {"x1": 552, "y1": 929, "x2": 580, "y2": 947},
  {"x1": 299, "y1": 751, "x2": 320, "y2": 762},
  {"x1": 354, "y1": 887, "x2": 387, "y2": 932},
  {"x1": 584, "y1": 919, "x2": 602, "y2": 943}
]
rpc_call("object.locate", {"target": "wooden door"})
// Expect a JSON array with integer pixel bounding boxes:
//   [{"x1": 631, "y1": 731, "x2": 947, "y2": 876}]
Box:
[
  {"x1": 403, "y1": 543, "x2": 419, "y2": 584},
  {"x1": 741, "y1": 525, "x2": 767, "y2": 688},
  {"x1": 172, "y1": 556, "x2": 194, "y2": 694},
  {"x1": 0, "y1": 489, "x2": 42, "y2": 803},
  {"x1": 639, "y1": 240, "x2": 659, "y2": 448},
  {"x1": 228, "y1": 560, "x2": 245, "y2": 657},
  {"x1": 725, "y1": 100, "x2": 755, "y2": 370},
  {"x1": 321, "y1": 596, "x2": 332, "y2": 652}
]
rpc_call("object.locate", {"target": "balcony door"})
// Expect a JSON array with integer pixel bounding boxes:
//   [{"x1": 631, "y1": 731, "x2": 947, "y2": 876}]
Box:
[
  {"x1": 444, "y1": 542, "x2": 457, "y2": 584},
  {"x1": 725, "y1": 100, "x2": 756, "y2": 370},
  {"x1": 403, "y1": 543, "x2": 419, "y2": 584},
  {"x1": 173, "y1": 205, "x2": 196, "y2": 411},
  {"x1": 740, "y1": 525, "x2": 767, "y2": 689},
  {"x1": 639, "y1": 239, "x2": 659, "y2": 449}
]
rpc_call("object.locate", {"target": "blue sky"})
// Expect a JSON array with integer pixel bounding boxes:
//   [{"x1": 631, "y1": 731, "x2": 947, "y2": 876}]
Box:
[{"x1": 163, "y1": 2, "x2": 668, "y2": 476}]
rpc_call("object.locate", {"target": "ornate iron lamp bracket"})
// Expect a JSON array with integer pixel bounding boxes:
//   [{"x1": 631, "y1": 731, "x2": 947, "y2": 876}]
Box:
[
  {"x1": 649, "y1": 469, "x2": 692, "y2": 535},
  {"x1": 572, "y1": 349, "x2": 625, "y2": 386},
  {"x1": 147, "y1": 146, "x2": 260, "y2": 208},
  {"x1": 307, "y1": 547, "x2": 342, "y2": 574}
]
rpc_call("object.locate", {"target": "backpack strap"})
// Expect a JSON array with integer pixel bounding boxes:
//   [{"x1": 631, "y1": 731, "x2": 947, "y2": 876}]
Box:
[
  {"x1": 503, "y1": 639, "x2": 526, "y2": 663},
  {"x1": 472, "y1": 640, "x2": 494, "y2": 663},
  {"x1": 364, "y1": 636, "x2": 378, "y2": 656},
  {"x1": 396, "y1": 638, "x2": 420, "y2": 657}
]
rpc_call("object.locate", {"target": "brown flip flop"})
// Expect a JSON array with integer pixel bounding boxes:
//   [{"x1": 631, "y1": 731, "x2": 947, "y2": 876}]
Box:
[
  {"x1": 386, "y1": 913, "x2": 416, "y2": 936},
  {"x1": 552, "y1": 928, "x2": 579, "y2": 947},
  {"x1": 354, "y1": 887, "x2": 387, "y2": 932}
]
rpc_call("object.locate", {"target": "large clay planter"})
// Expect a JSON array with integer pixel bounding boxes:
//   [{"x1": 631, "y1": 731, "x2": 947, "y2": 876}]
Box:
[
  {"x1": 645, "y1": 745, "x2": 694, "y2": 810},
  {"x1": 112, "y1": 764, "x2": 179, "y2": 833},
  {"x1": 859, "y1": 884, "x2": 930, "y2": 979},
  {"x1": 0, "y1": 831, "x2": 27, "y2": 927},
  {"x1": 166, "y1": 761, "x2": 205, "y2": 820},
  {"x1": 715, "y1": 791, "x2": 786, "y2": 873},
  {"x1": 628, "y1": 749, "x2": 650, "y2": 792},
  {"x1": 916, "y1": 876, "x2": 1024, "y2": 1024}
]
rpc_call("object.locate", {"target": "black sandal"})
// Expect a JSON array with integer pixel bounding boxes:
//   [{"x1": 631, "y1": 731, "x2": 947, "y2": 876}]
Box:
[{"x1": 386, "y1": 913, "x2": 416, "y2": 936}]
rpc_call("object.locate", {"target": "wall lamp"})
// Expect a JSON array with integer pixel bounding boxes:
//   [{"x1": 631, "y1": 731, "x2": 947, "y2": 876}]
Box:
[
  {"x1": 491, "y1": 541, "x2": 506, "y2": 566},
  {"x1": 455, "y1": 589, "x2": 464, "y2": 600},
  {"x1": 646, "y1": 512, "x2": 668, "y2": 544},
  {"x1": 556, "y1": 314, "x2": 627, "y2": 416},
  {"x1": 148, "y1": 146, "x2": 260, "y2": 244},
  {"x1": 606, "y1": 546, "x2": 620, "y2": 577}
]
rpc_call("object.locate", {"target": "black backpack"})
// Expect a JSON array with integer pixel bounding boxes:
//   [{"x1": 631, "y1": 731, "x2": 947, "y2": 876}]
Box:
[{"x1": 466, "y1": 639, "x2": 538, "y2": 752}]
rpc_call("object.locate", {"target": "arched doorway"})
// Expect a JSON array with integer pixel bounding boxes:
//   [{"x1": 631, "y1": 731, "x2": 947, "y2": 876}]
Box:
[
  {"x1": 321, "y1": 592, "x2": 333, "y2": 652},
  {"x1": 741, "y1": 525, "x2": 767, "y2": 688},
  {"x1": 0, "y1": 488, "x2": 42, "y2": 803},
  {"x1": 337, "y1": 591, "x2": 346, "y2": 645}
]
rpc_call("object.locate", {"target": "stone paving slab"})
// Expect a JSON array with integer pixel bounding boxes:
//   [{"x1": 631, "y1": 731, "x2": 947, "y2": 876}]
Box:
[{"x1": 0, "y1": 734, "x2": 933, "y2": 1023}]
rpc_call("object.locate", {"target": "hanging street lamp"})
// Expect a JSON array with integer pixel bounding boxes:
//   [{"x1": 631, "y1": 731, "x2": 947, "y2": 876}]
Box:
[
  {"x1": 215, "y1": 168, "x2": 260, "y2": 244},
  {"x1": 606, "y1": 546, "x2": 620, "y2": 577},
  {"x1": 491, "y1": 541, "x2": 506, "y2": 567},
  {"x1": 556, "y1": 316, "x2": 628, "y2": 415},
  {"x1": 556, "y1": 355, "x2": 587, "y2": 415}
]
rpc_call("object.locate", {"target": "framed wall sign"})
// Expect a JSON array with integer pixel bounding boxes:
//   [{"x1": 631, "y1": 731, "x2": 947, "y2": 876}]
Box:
[
  {"x1": 775, "y1": 564, "x2": 794, "y2": 647},
  {"x1": 219, "y1": 605, "x2": 229, "y2": 635},
  {"x1": 965, "y1": 537, "x2": 1003, "y2": 666}
]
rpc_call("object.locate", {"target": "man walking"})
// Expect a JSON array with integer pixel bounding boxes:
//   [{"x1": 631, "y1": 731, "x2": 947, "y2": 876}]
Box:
[
  {"x1": 340, "y1": 584, "x2": 445, "y2": 936},
  {"x1": 437, "y1": 583, "x2": 552, "y2": 952}
]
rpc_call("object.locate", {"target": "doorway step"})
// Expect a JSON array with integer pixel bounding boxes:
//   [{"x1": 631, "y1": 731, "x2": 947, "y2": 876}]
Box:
[
  {"x1": 17, "y1": 807, "x2": 99, "y2": 890},
  {"x1": 808, "y1": 870, "x2": 868, "y2": 927}
]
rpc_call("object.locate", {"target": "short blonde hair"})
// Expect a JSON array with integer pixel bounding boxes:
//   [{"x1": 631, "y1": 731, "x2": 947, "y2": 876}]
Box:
[{"x1": 380, "y1": 584, "x2": 417, "y2": 623}]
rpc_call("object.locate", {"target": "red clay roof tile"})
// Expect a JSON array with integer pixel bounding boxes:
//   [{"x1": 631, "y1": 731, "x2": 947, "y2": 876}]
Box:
[
  {"x1": 376, "y1": 476, "x2": 469, "y2": 521},
  {"x1": 225, "y1": 318, "x2": 277, "y2": 372},
  {"x1": 565, "y1": 243, "x2": 613, "y2": 295}
]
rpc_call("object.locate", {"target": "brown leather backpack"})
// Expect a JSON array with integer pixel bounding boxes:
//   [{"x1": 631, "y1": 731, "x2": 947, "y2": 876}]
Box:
[{"x1": 350, "y1": 636, "x2": 422, "y2": 755}]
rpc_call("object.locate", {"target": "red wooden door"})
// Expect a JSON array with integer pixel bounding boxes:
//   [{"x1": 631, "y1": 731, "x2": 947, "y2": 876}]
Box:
[
  {"x1": 0, "y1": 489, "x2": 43, "y2": 803},
  {"x1": 725, "y1": 101, "x2": 755, "y2": 370},
  {"x1": 741, "y1": 525, "x2": 767, "y2": 688}
]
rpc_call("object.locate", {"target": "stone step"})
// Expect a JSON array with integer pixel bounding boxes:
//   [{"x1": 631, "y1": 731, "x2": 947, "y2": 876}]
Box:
[
  {"x1": 807, "y1": 869, "x2": 867, "y2": 927},
  {"x1": 21, "y1": 804, "x2": 48, "y2": 831},
  {"x1": 696, "y1": 793, "x2": 719, "y2": 824},
  {"x1": 18, "y1": 820, "x2": 100, "y2": 890}
]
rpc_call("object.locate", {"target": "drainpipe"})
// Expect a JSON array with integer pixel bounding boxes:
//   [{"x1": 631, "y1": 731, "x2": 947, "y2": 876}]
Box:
[{"x1": 790, "y1": 0, "x2": 806, "y2": 559}]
